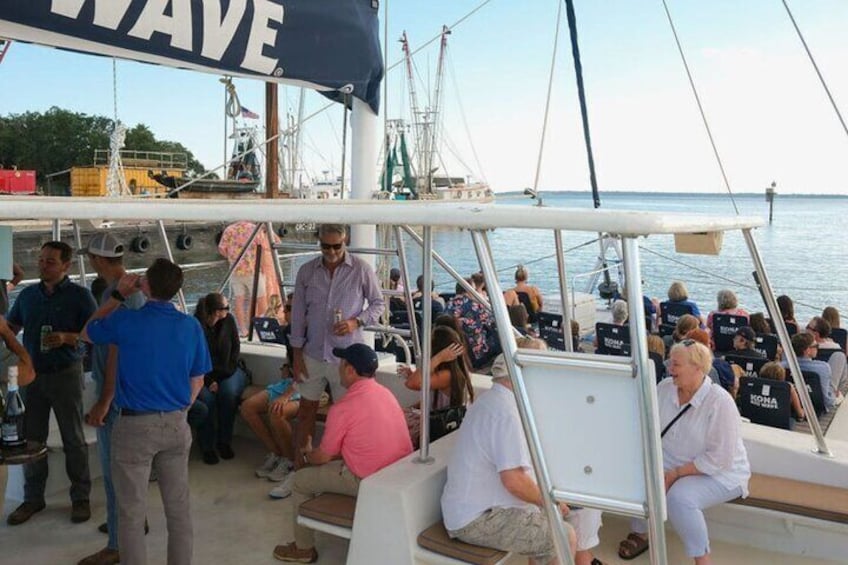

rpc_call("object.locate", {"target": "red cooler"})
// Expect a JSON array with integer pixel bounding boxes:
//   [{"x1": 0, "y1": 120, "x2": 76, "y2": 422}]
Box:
[{"x1": 0, "y1": 169, "x2": 36, "y2": 194}]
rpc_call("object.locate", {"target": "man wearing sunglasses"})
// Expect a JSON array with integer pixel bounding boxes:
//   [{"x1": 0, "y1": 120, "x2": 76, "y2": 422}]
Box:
[{"x1": 287, "y1": 224, "x2": 385, "y2": 482}]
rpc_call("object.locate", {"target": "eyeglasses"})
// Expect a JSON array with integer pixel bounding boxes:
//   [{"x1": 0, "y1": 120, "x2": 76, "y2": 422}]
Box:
[
  {"x1": 216, "y1": 305, "x2": 230, "y2": 311},
  {"x1": 806, "y1": 326, "x2": 816, "y2": 332},
  {"x1": 680, "y1": 339, "x2": 696, "y2": 346},
  {"x1": 320, "y1": 242, "x2": 343, "y2": 250}
]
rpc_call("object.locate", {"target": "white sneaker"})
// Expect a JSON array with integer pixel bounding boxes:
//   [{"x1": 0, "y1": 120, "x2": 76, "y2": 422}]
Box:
[
  {"x1": 255, "y1": 453, "x2": 280, "y2": 478},
  {"x1": 269, "y1": 472, "x2": 295, "y2": 499},
  {"x1": 267, "y1": 457, "x2": 294, "y2": 482}
]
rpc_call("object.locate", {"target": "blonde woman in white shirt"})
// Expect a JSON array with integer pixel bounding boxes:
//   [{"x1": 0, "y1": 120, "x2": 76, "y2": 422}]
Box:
[{"x1": 617, "y1": 339, "x2": 750, "y2": 564}]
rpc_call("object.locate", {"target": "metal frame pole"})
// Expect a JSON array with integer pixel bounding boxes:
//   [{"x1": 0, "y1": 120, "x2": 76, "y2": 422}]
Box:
[
  {"x1": 52, "y1": 219, "x2": 61, "y2": 240},
  {"x1": 394, "y1": 226, "x2": 422, "y2": 363},
  {"x1": 622, "y1": 237, "x2": 668, "y2": 565},
  {"x1": 264, "y1": 222, "x2": 285, "y2": 298},
  {"x1": 554, "y1": 230, "x2": 574, "y2": 351},
  {"x1": 72, "y1": 221, "x2": 87, "y2": 287},
  {"x1": 471, "y1": 230, "x2": 575, "y2": 565},
  {"x1": 156, "y1": 220, "x2": 186, "y2": 312},
  {"x1": 416, "y1": 226, "x2": 434, "y2": 463},
  {"x1": 743, "y1": 229, "x2": 831, "y2": 455}
]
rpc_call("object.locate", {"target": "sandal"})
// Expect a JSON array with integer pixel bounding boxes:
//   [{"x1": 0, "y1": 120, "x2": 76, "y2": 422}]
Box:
[{"x1": 618, "y1": 532, "x2": 649, "y2": 560}]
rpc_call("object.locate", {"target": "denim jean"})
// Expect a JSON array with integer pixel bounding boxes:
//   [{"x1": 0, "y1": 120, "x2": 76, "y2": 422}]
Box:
[
  {"x1": 189, "y1": 367, "x2": 248, "y2": 452},
  {"x1": 98, "y1": 403, "x2": 120, "y2": 550}
]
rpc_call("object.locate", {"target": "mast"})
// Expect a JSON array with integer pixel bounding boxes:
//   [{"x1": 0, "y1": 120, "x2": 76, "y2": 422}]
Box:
[
  {"x1": 265, "y1": 82, "x2": 279, "y2": 198},
  {"x1": 427, "y1": 25, "x2": 450, "y2": 194},
  {"x1": 400, "y1": 31, "x2": 426, "y2": 194}
]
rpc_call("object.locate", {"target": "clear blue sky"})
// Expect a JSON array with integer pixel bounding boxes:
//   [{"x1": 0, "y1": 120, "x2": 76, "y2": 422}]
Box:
[{"x1": 1, "y1": 0, "x2": 846, "y2": 194}]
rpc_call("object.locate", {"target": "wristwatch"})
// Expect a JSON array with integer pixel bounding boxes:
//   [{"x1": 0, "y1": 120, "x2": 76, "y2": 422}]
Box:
[{"x1": 110, "y1": 289, "x2": 126, "y2": 302}]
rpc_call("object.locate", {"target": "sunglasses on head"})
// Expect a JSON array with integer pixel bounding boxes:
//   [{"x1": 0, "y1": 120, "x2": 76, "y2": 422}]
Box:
[
  {"x1": 680, "y1": 339, "x2": 696, "y2": 346},
  {"x1": 320, "y1": 242, "x2": 343, "y2": 250}
]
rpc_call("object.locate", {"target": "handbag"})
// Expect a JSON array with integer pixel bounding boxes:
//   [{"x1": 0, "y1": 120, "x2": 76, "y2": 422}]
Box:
[{"x1": 429, "y1": 388, "x2": 466, "y2": 442}]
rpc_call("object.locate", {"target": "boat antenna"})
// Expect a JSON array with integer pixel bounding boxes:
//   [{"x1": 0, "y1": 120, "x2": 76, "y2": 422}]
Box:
[
  {"x1": 660, "y1": 0, "x2": 739, "y2": 214},
  {"x1": 780, "y1": 0, "x2": 848, "y2": 141},
  {"x1": 563, "y1": 0, "x2": 601, "y2": 209}
]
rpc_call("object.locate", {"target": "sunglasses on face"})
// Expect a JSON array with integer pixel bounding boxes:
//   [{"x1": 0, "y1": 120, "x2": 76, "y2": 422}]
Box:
[
  {"x1": 216, "y1": 305, "x2": 230, "y2": 311},
  {"x1": 320, "y1": 242, "x2": 343, "y2": 250}
]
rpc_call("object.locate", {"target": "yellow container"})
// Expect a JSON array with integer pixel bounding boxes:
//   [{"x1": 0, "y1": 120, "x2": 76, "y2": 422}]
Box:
[{"x1": 71, "y1": 166, "x2": 182, "y2": 197}]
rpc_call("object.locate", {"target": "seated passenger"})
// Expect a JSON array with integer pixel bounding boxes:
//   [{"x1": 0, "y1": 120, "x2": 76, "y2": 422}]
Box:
[
  {"x1": 731, "y1": 327, "x2": 766, "y2": 360},
  {"x1": 686, "y1": 329, "x2": 737, "y2": 396},
  {"x1": 470, "y1": 271, "x2": 488, "y2": 300},
  {"x1": 272, "y1": 344, "x2": 412, "y2": 563},
  {"x1": 240, "y1": 364, "x2": 300, "y2": 486},
  {"x1": 667, "y1": 314, "x2": 701, "y2": 353},
  {"x1": 446, "y1": 281, "x2": 500, "y2": 370},
  {"x1": 442, "y1": 337, "x2": 602, "y2": 565},
  {"x1": 705, "y1": 289, "x2": 749, "y2": 331},
  {"x1": 508, "y1": 303, "x2": 533, "y2": 336},
  {"x1": 188, "y1": 293, "x2": 248, "y2": 465},
  {"x1": 822, "y1": 306, "x2": 841, "y2": 332},
  {"x1": 805, "y1": 317, "x2": 846, "y2": 402},
  {"x1": 618, "y1": 340, "x2": 750, "y2": 564},
  {"x1": 777, "y1": 295, "x2": 799, "y2": 332},
  {"x1": 648, "y1": 334, "x2": 666, "y2": 382},
  {"x1": 748, "y1": 312, "x2": 771, "y2": 336},
  {"x1": 263, "y1": 294, "x2": 287, "y2": 326},
  {"x1": 594, "y1": 300, "x2": 628, "y2": 351},
  {"x1": 511, "y1": 265, "x2": 543, "y2": 322},
  {"x1": 399, "y1": 326, "x2": 474, "y2": 448},
  {"x1": 388, "y1": 268, "x2": 406, "y2": 312},
  {"x1": 411, "y1": 274, "x2": 445, "y2": 316},
  {"x1": 759, "y1": 362, "x2": 805, "y2": 422},
  {"x1": 503, "y1": 288, "x2": 520, "y2": 308},
  {"x1": 783, "y1": 333, "x2": 838, "y2": 411},
  {"x1": 663, "y1": 281, "x2": 704, "y2": 326}
]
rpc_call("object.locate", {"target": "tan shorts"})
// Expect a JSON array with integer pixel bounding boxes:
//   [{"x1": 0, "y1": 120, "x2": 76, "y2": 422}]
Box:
[
  {"x1": 230, "y1": 273, "x2": 266, "y2": 298},
  {"x1": 298, "y1": 355, "x2": 346, "y2": 403}
]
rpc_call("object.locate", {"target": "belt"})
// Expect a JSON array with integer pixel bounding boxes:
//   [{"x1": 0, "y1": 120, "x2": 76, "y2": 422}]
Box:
[{"x1": 120, "y1": 408, "x2": 181, "y2": 416}]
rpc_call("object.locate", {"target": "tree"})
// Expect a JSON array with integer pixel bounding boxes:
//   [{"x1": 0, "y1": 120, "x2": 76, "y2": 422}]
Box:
[{"x1": 0, "y1": 107, "x2": 209, "y2": 188}]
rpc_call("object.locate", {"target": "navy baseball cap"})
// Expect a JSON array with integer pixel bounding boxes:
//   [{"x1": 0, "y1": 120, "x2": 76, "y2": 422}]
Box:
[
  {"x1": 333, "y1": 343, "x2": 379, "y2": 376},
  {"x1": 735, "y1": 326, "x2": 756, "y2": 342}
]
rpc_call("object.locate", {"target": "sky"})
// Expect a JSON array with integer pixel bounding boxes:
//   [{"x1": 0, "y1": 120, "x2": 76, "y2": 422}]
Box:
[{"x1": 0, "y1": 0, "x2": 846, "y2": 195}]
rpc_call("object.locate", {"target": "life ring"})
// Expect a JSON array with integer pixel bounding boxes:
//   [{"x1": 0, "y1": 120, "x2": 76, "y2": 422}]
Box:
[
  {"x1": 277, "y1": 226, "x2": 288, "y2": 238},
  {"x1": 131, "y1": 235, "x2": 150, "y2": 253},
  {"x1": 176, "y1": 233, "x2": 193, "y2": 250},
  {"x1": 214, "y1": 230, "x2": 224, "y2": 246}
]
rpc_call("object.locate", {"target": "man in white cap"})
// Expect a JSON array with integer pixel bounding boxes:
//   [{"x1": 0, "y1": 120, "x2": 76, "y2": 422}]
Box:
[{"x1": 77, "y1": 233, "x2": 145, "y2": 565}]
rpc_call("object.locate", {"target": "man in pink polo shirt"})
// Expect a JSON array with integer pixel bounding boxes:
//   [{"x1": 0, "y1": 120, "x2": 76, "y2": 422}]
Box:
[{"x1": 273, "y1": 343, "x2": 412, "y2": 563}]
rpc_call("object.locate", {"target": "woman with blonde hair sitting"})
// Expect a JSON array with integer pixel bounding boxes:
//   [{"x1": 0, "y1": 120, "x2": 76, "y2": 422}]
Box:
[{"x1": 618, "y1": 339, "x2": 750, "y2": 563}]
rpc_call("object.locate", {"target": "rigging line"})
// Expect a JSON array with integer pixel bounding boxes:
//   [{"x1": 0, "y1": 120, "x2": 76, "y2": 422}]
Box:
[
  {"x1": 563, "y1": 0, "x2": 601, "y2": 209},
  {"x1": 446, "y1": 51, "x2": 489, "y2": 185},
  {"x1": 533, "y1": 0, "x2": 563, "y2": 192},
  {"x1": 112, "y1": 58, "x2": 118, "y2": 124},
  {"x1": 780, "y1": 0, "x2": 848, "y2": 141},
  {"x1": 660, "y1": 0, "x2": 739, "y2": 215},
  {"x1": 638, "y1": 244, "x2": 826, "y2": 311}
]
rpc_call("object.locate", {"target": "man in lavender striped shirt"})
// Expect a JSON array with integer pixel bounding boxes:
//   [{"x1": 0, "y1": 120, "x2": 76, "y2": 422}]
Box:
[{"x1": 290, "y1": 224, "x2": 385, "y2": 470}]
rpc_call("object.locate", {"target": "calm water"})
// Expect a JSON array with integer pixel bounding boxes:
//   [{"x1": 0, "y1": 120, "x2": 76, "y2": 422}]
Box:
[
  {"x1": 109, "y1": 191, "x2": 847, "y2": 324},
  {"x1": 390, "y1": 192, "x2": 848, "y2": 324}
]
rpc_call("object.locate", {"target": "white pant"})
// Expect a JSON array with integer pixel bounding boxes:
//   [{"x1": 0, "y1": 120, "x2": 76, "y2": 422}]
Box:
[{"x1": 632, "y1": 475, "x2": 742, "y2": 557}]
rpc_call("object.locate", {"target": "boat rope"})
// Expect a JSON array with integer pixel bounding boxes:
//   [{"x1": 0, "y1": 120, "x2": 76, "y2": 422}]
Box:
[
  {"x1": 660, "y1": 0, "x2": 740, "y2": 215},
  {"x1": 532, "y1": 0, "x2": 563, "y2": 192},
  {"x1": 446, "y1": 51, "x2": 489, "y2": 185},
  {"x1": 223, "y1": 77, "x2": 242, "y2": 118},
  {"x1": 638, "y1": 243, "x2": 831, "y2": 311},
  {"x1": 780, "y1": 0, "x2": 848, "y2": 142}
]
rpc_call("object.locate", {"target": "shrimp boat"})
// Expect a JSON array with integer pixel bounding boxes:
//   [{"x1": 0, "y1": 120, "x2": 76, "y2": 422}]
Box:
[{"x1": 1, "y1": 4, "x2": 846, "y2": 565}]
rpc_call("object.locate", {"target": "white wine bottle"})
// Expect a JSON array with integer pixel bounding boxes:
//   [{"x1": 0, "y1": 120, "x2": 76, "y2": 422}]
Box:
[{"x1": 1, "y1": 366, "x2": 26, "y2": 449}]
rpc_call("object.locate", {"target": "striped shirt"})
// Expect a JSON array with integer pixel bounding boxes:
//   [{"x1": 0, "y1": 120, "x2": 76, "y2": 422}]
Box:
[{"x1": 290, "y1": 252, "x2": 384, "y2": 363}]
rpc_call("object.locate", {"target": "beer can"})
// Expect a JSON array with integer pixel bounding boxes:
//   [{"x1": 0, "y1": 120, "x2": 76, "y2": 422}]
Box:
[
  {"x1": 40, "y1": 325, "x2": 53, "y2": 353},
  {"x1": 334, "y1": 308, "x2": 343, "y2": 324}
]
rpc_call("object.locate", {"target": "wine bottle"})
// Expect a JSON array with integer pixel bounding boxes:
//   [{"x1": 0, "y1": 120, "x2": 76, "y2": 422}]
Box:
[{"x1": 2, "y1": 366, "x2": 26, "y2": 449}]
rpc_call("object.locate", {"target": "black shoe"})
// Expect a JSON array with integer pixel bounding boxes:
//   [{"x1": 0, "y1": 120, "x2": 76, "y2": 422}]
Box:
[
  {"x1": 202, "y1": 450, "x2": 220, "y2": 465},
  {"x1": 71, "y1": 500, "x2": 91, "y2": 523},
  {"x1": 217, "y1": 443, "x2": 235, "y2": 460},
  {"x1": 7, "y1": 501, "x2": 46, "y2": 525}
]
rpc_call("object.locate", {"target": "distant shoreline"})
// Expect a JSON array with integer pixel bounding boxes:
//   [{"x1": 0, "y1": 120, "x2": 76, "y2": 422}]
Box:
[{"x1": 495, "y1": 189, "x2": 848, "y2": 199}]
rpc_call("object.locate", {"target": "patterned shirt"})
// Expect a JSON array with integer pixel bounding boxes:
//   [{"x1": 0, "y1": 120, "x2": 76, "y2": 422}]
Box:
[
  {"x1": 446, "y1": 294, "x2": 497, "y2": 367},
  {"x1": 217, "y1": 221, "x2": 279, "y2": 277},
  {"x1": 289, "y1": 252, "x2": 385, "y2": 362}
]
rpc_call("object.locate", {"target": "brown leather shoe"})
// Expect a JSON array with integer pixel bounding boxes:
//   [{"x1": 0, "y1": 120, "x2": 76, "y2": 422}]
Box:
[
  {"x1": 71, "y1": 500, "x2": 91, "y2": 523},
  {"x1": 7, "y1": 501, "x2": 46, "y2": 525},
  {"x1": 77, "y1": 547, "x2": 120, "y2": 565},
  {"x1": 273, "y1": 542, "x2": 318, "y2": 563}
]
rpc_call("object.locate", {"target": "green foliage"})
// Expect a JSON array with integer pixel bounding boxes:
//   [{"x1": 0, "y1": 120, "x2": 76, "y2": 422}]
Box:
[{"x1": 0, "y1": 107, "x2": 208, "y2": 187}]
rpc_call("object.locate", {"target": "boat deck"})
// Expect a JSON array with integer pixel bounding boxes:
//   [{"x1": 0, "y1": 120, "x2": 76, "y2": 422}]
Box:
[{"x1": 0, "y1": 435, "x2": 842, "y2": 565}]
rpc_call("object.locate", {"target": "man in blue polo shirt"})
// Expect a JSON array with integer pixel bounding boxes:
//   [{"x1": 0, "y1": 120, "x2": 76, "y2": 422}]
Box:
[
  {"x1": 82, "y1": 258, "x2": 211, "y2": 565},
  {"x1": 6, "y1": 241, "x2": 97, "y2": 526}
]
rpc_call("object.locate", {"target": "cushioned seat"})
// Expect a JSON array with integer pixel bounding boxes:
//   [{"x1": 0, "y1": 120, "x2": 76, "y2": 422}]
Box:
[
  {"x1": 417, "y1": 521, "x2": 509, "y2": 565},
  {"x1": 730, "y1": 473, "x2": 848, "y2": 524},
  {"x1": 298, "y1": 493, "x2": 356, "y2": 528}
]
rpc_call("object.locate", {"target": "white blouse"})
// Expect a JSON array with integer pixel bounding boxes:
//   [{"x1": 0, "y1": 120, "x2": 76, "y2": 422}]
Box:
[{"x1": 658, "y1": 376, "x2": 751, "y2": 496}]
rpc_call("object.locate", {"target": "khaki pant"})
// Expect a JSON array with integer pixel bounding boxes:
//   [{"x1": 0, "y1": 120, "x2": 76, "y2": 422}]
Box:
[
  {"x1": 112, "y1": 410, "x2": 193, "y2": 565},
  {"x1": 291, "y1": 460, "x2": 360, "y2": 548}
]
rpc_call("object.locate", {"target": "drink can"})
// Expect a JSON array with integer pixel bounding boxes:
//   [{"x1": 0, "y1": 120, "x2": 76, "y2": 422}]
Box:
[
  {"x1": 40, "y1": 325, "x2": 52, "y2": 353},
  {"x1": 334, "y1": 308, "x2": 343, "y2": 324}
]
